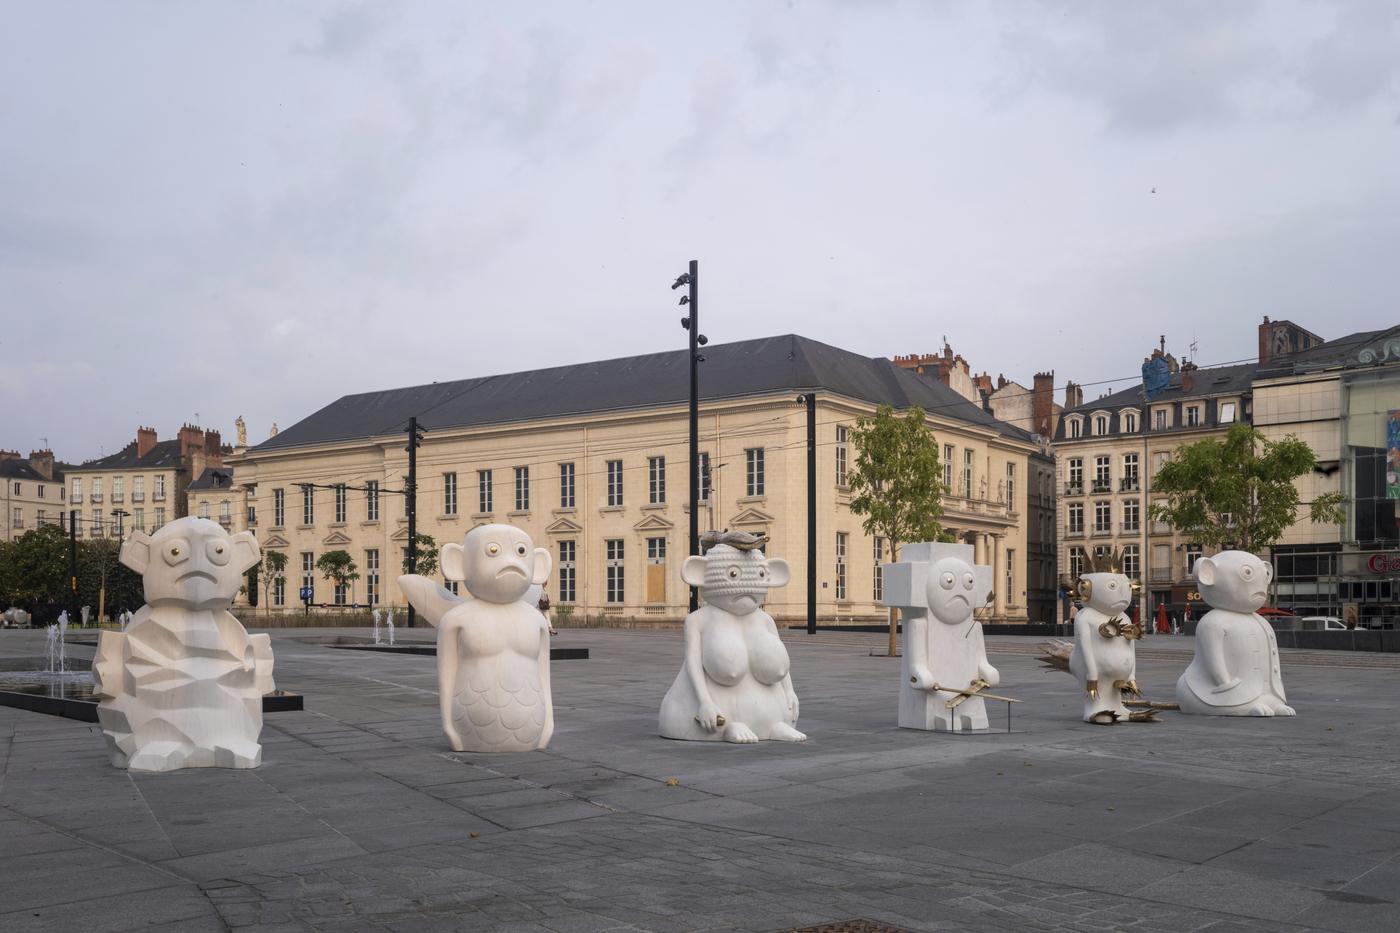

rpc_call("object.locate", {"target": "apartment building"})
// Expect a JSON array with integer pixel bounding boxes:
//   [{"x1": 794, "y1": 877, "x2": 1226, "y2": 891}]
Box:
[{"x1": 0, "y1": 449, "x2": 66, "y2": 541}]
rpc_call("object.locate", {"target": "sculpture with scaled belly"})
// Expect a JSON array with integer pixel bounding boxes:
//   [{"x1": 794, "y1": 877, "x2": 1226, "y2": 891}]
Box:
[
  {"x1": 1068, "y1": 548, "x2": 1144, "y2": 724},
  {"x1": 1177, "y1": 550, "x2": 1295, "y2": 717},
  {"x1": 91, "y1": 517, "x2": 273, "y2": 771},
  {"x1": 883, "y1": 542, "x2": 1000, "y2": 732},
  {"x1": 659, "y1": 532, "x2": 805, "y2": 743},
  {"x1": 399, "y1": 523, "x2": 554, "y2": 752}
]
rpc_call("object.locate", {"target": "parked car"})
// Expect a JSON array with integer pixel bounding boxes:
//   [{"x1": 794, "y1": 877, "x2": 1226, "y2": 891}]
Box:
[{"x1": 1298, "y1": 616, "x2": 1348, "y2": 632}]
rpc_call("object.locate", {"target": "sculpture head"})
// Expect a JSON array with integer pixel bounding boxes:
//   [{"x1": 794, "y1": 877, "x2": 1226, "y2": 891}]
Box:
[
  {"x1": 1195, "y1": 550, "x2": 1271, "y2": 613},
  {"x1": 922, "y1": 543, "x2": 992, "y2": 625},
  {"x1": 682, "y1": 543, "x2": 790, "y2": 616},
  {"x1": 1077, "y1": 572, "x2": 1133, "y2": 614},
  {"x1": 120, "y1": 517, "x2": 260, "y2": 610},
  {"x1": 441, "y1": 523, "x2": 551, "y2": 604}
]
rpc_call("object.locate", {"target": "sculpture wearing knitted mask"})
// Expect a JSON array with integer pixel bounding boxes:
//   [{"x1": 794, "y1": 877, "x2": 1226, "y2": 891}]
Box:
[
  {"x1": 1069, "y1": 549, "x2": 1144, "y2": 724},
  {"x1": 1177, "y1": 550, "x2": 1294, "y2": 717},
  {"x1": 883, "y1": 542, "x2": 999, "y2": 732},
  {"x1": 399, "y1": 523, "x2": 554, "y2": 752},
  {"x1": 91, "y1": 517, "x2": 273, "y2": 771},
  {"x1": 659, "y1": 532, "x2": 804, "y2": 743}
]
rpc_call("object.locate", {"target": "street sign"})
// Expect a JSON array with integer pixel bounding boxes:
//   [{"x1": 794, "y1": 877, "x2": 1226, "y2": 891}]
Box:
[{"x1": 299, "y1": 586, "x2": 313, "y2": 601}]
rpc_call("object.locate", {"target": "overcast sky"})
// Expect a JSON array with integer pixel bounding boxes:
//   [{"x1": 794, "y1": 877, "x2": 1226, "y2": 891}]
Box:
[{"x1": 3, "y1": 1, "x2": 1397, "y2": 461}]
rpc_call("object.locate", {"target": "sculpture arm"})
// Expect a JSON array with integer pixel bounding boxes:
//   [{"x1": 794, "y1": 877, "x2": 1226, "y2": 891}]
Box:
[
  {"x1": 905, "y1": 610, "x2": 936, "y2": 690},
  {"x1": 1074, "y1": 615, "x2": 1100, "y2": 684},
  {"x1": 436, "y1": 624, "x2": 464, "y2": 749},
  {"x1": 1199, "y1": 621, "x2": 1239, "y2": 692},
  {"x1": 972, "y1": 623, "x2": 999, "y2": 686},
  {"x1": 767, "y1": 615, "x2": 799, "y2": 721},
  {"x1": 91, "y1": 631, "x2": 126, "y2": 699},
  {"x1": 397, "y1": 575, "x2": 465, "y2": 628},
  {"x1": 537, "y1": 619, "x2": 554, "y2": 747},
  {"x1": 684, "y1": 612, "x2": 722, "y2": 730}
]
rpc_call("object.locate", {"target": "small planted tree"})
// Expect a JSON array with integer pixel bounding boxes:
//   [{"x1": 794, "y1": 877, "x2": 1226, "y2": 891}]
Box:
[
  {"x1": 1148, "y1": 423, "x2": 1347, "y2": 554},
  {"x1": 1, "y1": 524, "x2": 71, "y2": 609},
  {"x1": 316, "y1": 550, "x2": 360, "y2": 606},
  {"x1": 848, "y1": 404, "x2": 948, "y2": 656},
  {"x1": 259, "y1": 550, "x2": 288, "y2": 614},
  {"x1": 410, "y1": 532, "x2": 439, "y2": 577}
]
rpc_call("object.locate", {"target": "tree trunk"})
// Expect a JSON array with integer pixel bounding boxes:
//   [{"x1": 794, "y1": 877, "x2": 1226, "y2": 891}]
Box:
[
  {"x1": 886, "y1": 539, "x2": 900, "y2": 657},
  {"x1": 98, "y1": 584, "x2": 106, "y2": 627}
]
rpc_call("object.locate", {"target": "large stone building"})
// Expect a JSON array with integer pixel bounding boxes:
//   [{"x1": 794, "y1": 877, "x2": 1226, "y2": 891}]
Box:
[
  {"x1": 65, "y1": 425, "x2": 228, "y2": 539},
  {"x1": 233, "y1": 335, "x2": 1045, "y2": 622},
  {"x1": 1254, "y1": 323, "x2": 1400, "y2": 626},
  {"x1": 0, "y1": 449, "x2": 66, "y2": 541},
  {"x1": 1053, "y1": 350, "x2": 1256, "y2": 622}
]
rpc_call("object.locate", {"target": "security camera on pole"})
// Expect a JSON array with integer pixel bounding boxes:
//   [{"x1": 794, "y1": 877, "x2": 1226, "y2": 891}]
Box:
[{"x1": 672, "y1": 260, "x2": 706, "y2": 613}]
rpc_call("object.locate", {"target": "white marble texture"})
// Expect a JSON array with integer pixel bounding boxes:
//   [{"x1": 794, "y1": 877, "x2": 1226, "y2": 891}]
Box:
[
  {"x1": 1177, "y1": 550, "x2": 1295, "y2": 717},
  {"x1": 1068, "y1": 571, "x2": 1140, "y2": 724},
  {"x1": 659, "y1": 544, "x2": 804, "y2": 743},
  {"x1": 399, "y1": 523, "x2": 554, "y2": 753},
  {"x1": 91, "y1": 517, "x2": 272, "y2": 771}
]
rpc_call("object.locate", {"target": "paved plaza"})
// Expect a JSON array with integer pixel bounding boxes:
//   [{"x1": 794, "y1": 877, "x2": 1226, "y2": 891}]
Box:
[{"x1": 1, "y1": 627, "x2": 1398, "y2": 933}]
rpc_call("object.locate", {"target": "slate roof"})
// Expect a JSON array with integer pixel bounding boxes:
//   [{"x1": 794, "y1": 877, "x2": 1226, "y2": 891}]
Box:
[
  {"x1": 188, "y1": 467, "x2": 236, "y2": 491},
  {"x1": 1063, "y1": 362, "x2": 1258, "y2": 417},
  {"x1": 1256, "y1": 324, "x2": 1400, "y2": 377},
  {"x1": 254, "y1": 334, "x2": 1034, "y2": 453},
  {"x1": 0, "y1": 459, "x2": 61, "y2": 483},
  {"x1": 73, "y1": 439, "x2": 185, "y2": 472}
]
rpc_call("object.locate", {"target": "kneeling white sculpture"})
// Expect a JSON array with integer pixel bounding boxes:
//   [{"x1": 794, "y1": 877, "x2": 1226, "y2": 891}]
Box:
[
  {"x1": 659, "y1": 533, "x2": 805, "y2": 743},
  {"x1": 1068, "y1": 548, "x2": 1144, "y2": 724},
  {"x1": 1177, "y1": 550, "x2": 1294, "y2": 717},
  {"x1": 92, "y1": 517, "x2": 273, "y2": 771},
  {"x1": 883, "y1": 542, "x2": 1000, "y2": 732},
  {"x1": 399, "y1": 523, "x2": 554, "y2": 752}
]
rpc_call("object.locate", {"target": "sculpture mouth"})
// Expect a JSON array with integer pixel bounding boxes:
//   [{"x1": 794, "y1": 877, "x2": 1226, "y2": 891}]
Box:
[
  {"x1": 1250, "y1": 589, "x2": 1267, "y2": 601},
  {"x1": 495, "y1": 565, "x2": 527, "y2": 580},
  {"x1": 948, "y1": 594, "x2": 970, "y2": 609},
  {"x1": 177, "y1": 570, "x2": 218, "y2": 585}
]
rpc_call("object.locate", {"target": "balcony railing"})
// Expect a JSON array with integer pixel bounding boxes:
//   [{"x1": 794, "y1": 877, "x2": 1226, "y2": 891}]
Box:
[
  {"x1": 1121, "y1": 522, "x2": 1140, "y2": 534},
  {"x1": 131, "y1": 492, "x2": 144, "y2": 503},
  {"x1": 153, "y1": 492, "x2": 166, "y2": 501},
  {"x1": 111, "y1": 492, "x2": 124, "y2": 503},
  {"x1": 1064, "y1": 483, "x2": 1083, "y2": 496},
  {"x1": 1151, "y1": 521, "x2": 1172, "y2": 535},
  {"x1": 1091, "y1": 480, "x2": 1112, "y2": 493},
  {"x1": 1066, "y1": 527, "x2": 1085, "y2": 538},
  {"x1": 89, "y1": 493, "x2": 103, "y2": 503},
  {"x1": 1120, "y1": 478, "x2": 1140, "y2": 492},
  {"x1": 1091, "y1": 526, "x2": 1112, "y2": 537}
]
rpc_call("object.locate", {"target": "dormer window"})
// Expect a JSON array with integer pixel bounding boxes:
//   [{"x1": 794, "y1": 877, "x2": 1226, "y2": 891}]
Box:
[
  {"x1": 1123, "y1": 411, "x2": 1138, "y2": 433},
  {"x1": 1185, "y1": 405, "x2": 1201, "y2": 427},
  {"x1": 1219, "y1": 401, "x2": 1236, "y2": 424},
  {"x1": 1153, "y1": 408, "x2": 1168, "y2": 430},
  {"x1": 1069, "y1": 418, "x2": 1083, "y2": 439},
  {"x1": 1094, "y1": 415, "x2": 1108, "y2": 436}
]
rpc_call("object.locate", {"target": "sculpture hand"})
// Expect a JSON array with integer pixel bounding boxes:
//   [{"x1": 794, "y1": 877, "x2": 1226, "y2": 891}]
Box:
[
  {"x1": 1123, "y1": 679, "x2": 1142, "y2": 698},
  {"x1": 909, "y1": 666, "x2": 937, "y2": 691},
  {"x1": 1085, "y1": 679, "x2": 1099, "y2": 699},
  {"x1": 787, "y1": 693, "x2": 800, "y2": 722},
  {"x1": 696, "y1": 700, "x2": 723, "y2": 732}
]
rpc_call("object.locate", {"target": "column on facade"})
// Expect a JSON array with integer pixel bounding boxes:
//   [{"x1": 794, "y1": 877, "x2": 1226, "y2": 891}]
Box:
[
  {"x1": 973, "y1": 532, "x2": 986, "y2": 566},
  {"x1": 991, "y1": 533, "x2": 1006, "y2": 620}
]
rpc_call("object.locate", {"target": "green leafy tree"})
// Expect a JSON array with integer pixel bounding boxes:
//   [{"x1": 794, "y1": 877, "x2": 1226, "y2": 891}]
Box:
[
  {"x1": 316, "y1": 550, "x2": 360, "y2": 605},
  {"x1": 1148, "y1": 423, "x2": 1347, "y2": 553},
  {"x1": 848, "y1": 404, "x2": 948, "y2": 656},
  {"x1": 409, "y1": 532, "x2": 439, "y2": 577},
  {"x1": 78, "y1": 537, "x2": 141, "y2": 624},
  {"x1": 2, "y1": 524, "x2": 72, "y2": 608},
  {"x1": 258, "y1": 550, "x2": 288, "y2": 614}
]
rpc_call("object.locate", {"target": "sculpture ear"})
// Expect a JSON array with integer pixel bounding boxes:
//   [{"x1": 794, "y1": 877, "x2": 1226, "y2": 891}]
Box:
[
  {"x1": 441, "y1": 543, "x2": 465, "y2": 582},
  {"x1": 765, "y1": 558, "x2": 790, "y2": 588},
  {"x1": 681, "y1": 555, "x2": 708, "y2": 588},
  {"x1": 882, "y1": 561, "x2": 926, "y2": 611},
  {"x1": 530, "y1": 547, "x2": 552, "y2": 585},
  {"x1": 120, "y1": 532, "x2": 153, "y2": 574},
  {"x1": 1195, "y1": 556, "x2": 1216, "y2": 587},
  {"x1": 230, "y1": 531, "x2": 260, "y2": 573}
]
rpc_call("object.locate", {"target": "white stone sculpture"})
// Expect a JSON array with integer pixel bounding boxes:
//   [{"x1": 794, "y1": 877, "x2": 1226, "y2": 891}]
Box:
[
  {"x1": 81, "y1": 605, "x2": 91, "y2": 626},
  {"x1": 399, "y1": 523, "x2": 553, "y2": 753},
  {"x1": 1068, "y1": 549, "x2": 1143, "y2": 724},
  {"x1": 883, "y1": 542, "x2": 1000, "y2": 732},
  {"x1": 91, "y1": 517, "x2": 274, "y2": 771},
  {"x1": 1177, "y1": 550, "x2": 1294, "y2": 717},
  {"x1": 659, "y1": 532, "x2": 805, "y2": 743}
]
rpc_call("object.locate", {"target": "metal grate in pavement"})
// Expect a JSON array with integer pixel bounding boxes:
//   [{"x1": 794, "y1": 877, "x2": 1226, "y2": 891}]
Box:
[{"x1": 782, "y1": 921, "x2": 914, "y2": 933}]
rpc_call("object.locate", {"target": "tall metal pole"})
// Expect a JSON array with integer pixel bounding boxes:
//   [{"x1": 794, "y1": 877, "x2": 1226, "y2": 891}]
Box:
[
  {"x1": 68, "y1": 508, "x2": 78, "y2": 621},
  {"x1": 804, "y1": 393, "x2": 817, "y2": 634},
  {"x1": 688, "y1": 259, "x2": 700, "y2": 612},
  {"x1": 405, "y1": 416, "x2": 420, "y2": 628}
]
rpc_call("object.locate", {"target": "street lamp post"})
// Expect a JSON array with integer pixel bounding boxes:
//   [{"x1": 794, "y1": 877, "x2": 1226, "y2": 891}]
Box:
[{"x1": 673, "y1": 260, "x2": 706, "y2": 612}]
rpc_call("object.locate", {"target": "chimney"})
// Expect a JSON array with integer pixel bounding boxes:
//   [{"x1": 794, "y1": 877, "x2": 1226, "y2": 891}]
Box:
[
  {"x1": 1065, "y1": 380, "x2": 1083, "y2": 410},
  {"x1": 1259, "y1": 316, "x2": 1272, "y2": 364},
  {"x1": 178, "y1": 424, "x2": 204, "y2": 457},
  {"x1": 204, "y1": 430, "x2": 223, "y2": 467},
  {"x1": 0, "y1": 449, "x2": 19, "y2": 461},
  {"x1": 28, "y1": 449, "x2": 54, "y2": 480},
  {"x1": 136, "y1": 426, "x2": 158, "y2": 458},
  {"x1": 1033, "y1": 371, "x2": 1055, "y2": 436}
]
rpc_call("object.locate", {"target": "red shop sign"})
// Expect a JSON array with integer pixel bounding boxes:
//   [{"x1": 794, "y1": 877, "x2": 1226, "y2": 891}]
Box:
[{"x1": 1366, "y1": 554, "x2": 1400, "y2": 574}]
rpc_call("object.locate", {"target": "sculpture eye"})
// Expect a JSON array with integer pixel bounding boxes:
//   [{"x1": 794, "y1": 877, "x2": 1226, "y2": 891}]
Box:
[
  {"x1": 487, "y1": 543, "x2": 500, "y2": 556},
  {"x1": 940, "y1": 573, "x2": 955, "y2": 590},
  {"x1": 727, "y1": 567, "x2": 740, "y2": 580},
  {"x1": 757, "y1": 569, "x2": 766, "y2": 579},
  {"x1": 1264, "y1": 565, "x2": 1273, "y2": 580},
  {"x1": 515, "y1": 543, "x2": 527, "y2": 556},
  {"x1": 206, "y1": 539, "x2": 230, "y2": 566},
  {"x1": 1108, "y1": 581, "x2": 1117, "y2": 590},
  {"x1": 1241, "y1": 566, "x2": 1254, "y2": 580},
  {"x1": 162, "y1": 539, "x2": 191, "y2": 566},
  {"x1": 963, "y1": 573, "x2": 974, "y2": 589}
]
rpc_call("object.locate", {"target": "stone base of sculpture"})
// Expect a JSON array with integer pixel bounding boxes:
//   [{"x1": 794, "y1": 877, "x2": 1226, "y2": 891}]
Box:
[
  {"x1": 91, "y1": 518, "x2": 271, "y2": 771},
  {"x1": 1175, "y1": 551, "x2": 1294, "y2": 718}
]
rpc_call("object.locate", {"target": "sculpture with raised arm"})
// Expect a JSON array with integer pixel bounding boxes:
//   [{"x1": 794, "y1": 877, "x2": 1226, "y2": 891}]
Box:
[
  {"x1": 1068, "y1": 548, "x2": 1144, "y2": 724},
  {"x1": 91, "y1": 517, "x2": 273, "y2": 771},
  {"x1": 659, "y1": 531, "x2": 804, "y2": 743},
  {"x1": 1177, "y1": 550, "x2": 1294, "y2": 717},
  {"x1": 399, "y1": 523, "x2": 554, "y2": 752},
  {"x1": 883, "y1": 541, "x2": 1000, "y2": 732}
]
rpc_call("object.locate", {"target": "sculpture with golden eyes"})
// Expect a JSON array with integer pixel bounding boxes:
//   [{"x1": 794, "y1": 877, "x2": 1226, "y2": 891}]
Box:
[
  {"x1": 659, "y1": 535, "x2": 804, "y2": 743},
  {"x1": 883, "y1": 542, "x2": 1000, "y2": 732},
  {"x1": 1177, "y1": 550, "x2": 1294, "y2": 717},
  {"x1": 92, "y1": 517, "x2": 273, "y2": 771},
  {"x1": 399, "y1": 523, "x2": 554, "y2": 752},
  {"x1": 1068, "y1": 548, "x2": 1144, "y2": 724}
]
